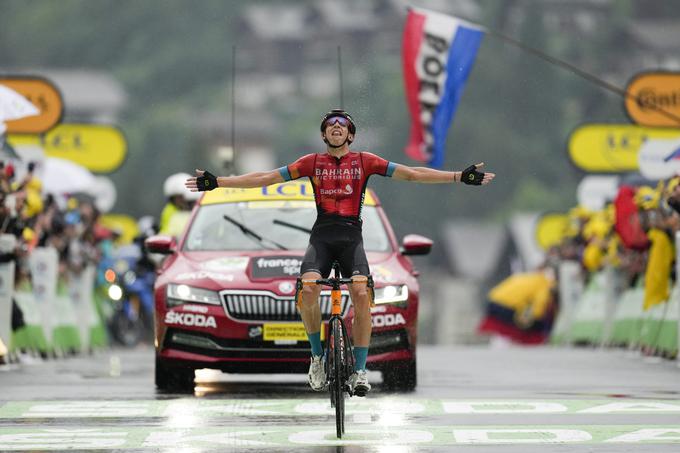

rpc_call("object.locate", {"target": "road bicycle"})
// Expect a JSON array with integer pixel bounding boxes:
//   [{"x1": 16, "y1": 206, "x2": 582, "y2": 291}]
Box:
[{"x1": 300, "y1": 262, "x2": 359, "y2": 438}]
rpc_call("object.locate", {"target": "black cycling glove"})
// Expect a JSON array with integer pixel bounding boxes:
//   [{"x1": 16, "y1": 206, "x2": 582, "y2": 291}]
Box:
[
  {"x1": 197, "y1": 170, "x2": 218, "y2": 191},
  {"x1": 461, "y1": 164, "x2": 484, "y2": 185}
]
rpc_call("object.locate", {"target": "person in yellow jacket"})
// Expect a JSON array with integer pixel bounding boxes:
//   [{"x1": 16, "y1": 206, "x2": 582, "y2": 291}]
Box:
[
  {"x1": 159, "y1": 173, "x2": 200, "y2": 236},
  {"x1": 478, "y1": 268, "x2": 557, "y2": 344}
]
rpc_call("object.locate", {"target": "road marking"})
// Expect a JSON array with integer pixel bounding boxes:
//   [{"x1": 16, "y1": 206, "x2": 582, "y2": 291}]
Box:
[
  {"x1": 2, "y1": 398, "x2": 680, "y2": 419},
  {"x1": 0, "y1": 425, "x2": 679, "y2": 449}
]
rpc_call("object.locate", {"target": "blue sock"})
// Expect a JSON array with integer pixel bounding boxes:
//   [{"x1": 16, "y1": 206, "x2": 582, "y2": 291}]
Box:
[
  {"x1": 353, "y1": 347, "x2": 368, "y2": 371},
  {"x1": 307, "y1": 331, "x2": 323, "y2": 357}
]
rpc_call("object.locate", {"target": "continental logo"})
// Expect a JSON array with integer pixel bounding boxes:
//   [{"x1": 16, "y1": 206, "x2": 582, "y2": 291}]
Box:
[
  {"x1": 625, "y1": 72, "x2": 680, "y2": 128},
  {"x1": 0, "y1": 76, "x2": 63, "y2": 134}
]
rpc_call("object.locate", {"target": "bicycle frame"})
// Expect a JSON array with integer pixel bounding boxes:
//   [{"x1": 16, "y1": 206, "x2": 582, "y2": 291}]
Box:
[{"x1": 298, "y1": 263, "x2": 361, "y2": 438}]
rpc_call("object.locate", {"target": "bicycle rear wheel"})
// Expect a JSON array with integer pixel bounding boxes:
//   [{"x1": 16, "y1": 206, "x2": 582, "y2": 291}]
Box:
[{"x1": 331, "y1": 318, "x2": 345, "y2": 438}]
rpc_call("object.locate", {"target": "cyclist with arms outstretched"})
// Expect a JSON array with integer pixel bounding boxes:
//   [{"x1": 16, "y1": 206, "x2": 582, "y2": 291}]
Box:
[{"x1": 186, "y1": 109, "x2": 495, "y2": 395}]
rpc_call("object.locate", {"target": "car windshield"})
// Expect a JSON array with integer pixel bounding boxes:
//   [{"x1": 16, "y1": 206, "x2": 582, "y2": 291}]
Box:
[{"x1": 183, "y1": 201, "x2": 392, "y2": 252}]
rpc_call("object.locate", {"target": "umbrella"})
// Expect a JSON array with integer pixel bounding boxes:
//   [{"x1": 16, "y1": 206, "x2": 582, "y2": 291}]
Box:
[
  {"x1": 0, "y1": 84, "x2": 39, "y2": 123},
  {"x1": 40, "y1": 157, "x2": 96, "y2": 196}
]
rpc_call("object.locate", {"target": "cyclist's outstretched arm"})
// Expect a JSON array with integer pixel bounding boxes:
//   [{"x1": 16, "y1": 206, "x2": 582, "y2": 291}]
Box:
[
  {"x1": 185, "y1": 169, "x2": 284, "y2": 191},
  {"x1": 392, "y1": 162, "x2": 495, "y2": 185}
]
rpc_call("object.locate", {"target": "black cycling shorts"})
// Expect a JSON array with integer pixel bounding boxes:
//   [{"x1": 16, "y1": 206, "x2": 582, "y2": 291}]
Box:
[{"x1": 299, "y1": 223, "x2": 370, "y2": 278}]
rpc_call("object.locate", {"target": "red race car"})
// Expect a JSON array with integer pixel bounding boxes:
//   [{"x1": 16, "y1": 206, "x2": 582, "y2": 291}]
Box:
[{"x1": 146, "y1": 181, "x2": 431, "y2": 392}]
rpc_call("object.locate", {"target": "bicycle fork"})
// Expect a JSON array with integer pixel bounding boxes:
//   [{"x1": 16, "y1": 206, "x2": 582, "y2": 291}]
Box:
[{"x1": 329, "y1": 286, "x2": 355, "y2": 396}]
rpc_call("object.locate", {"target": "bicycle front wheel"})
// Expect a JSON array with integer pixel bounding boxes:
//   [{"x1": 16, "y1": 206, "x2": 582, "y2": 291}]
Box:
[{"x1": 331, "y1": 318, "x2": 345, "y2": 438}]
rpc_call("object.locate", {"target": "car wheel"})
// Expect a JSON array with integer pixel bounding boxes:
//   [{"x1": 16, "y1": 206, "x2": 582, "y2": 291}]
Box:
[
  {"x1": 155, "y1": 355, "x2": 195, "y2": 393},
  {"x1": 382, "y1": 359, "x2": 417, "y2": 392}
]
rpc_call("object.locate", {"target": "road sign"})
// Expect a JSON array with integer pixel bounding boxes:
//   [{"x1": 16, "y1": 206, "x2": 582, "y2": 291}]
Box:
[
  {"x1": 0, "y1": 77, "x2": 63, "y2": 134},
  {"x1": 625, "y1": 72, "x2": 680, "y2": 128},
  {"x1": 8, "y1": 124, "x2": 127, "y2": 174},
  {"x1": 568, "y1": 123, "x2": 680, "y2": 173}
]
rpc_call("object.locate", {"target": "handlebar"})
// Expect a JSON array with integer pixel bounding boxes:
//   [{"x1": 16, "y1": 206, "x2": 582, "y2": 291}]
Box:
[
  {"x1": 304, "y1": 277, "x2": 355, "y2": 290},
  {"x1": 299, "y1": 262, "x2": 369, "y2": 290}
]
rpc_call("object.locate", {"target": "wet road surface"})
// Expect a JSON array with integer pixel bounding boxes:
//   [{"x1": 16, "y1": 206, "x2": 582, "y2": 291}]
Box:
[{"x1": 1, "y1": 345, "x2": 679, "y2": 451}]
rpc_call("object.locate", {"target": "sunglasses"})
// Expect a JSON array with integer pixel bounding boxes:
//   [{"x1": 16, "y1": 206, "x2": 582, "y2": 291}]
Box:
[{"x1": 324, "y1": 116, "x2": 351, "y2": 128}]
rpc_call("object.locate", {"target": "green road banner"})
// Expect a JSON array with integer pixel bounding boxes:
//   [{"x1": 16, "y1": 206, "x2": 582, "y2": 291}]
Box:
[
  {"x1": 0, "y1": 77, "x2": 63, "y2": 134},
  {"x1": 8, "y1": 124, "x2": 127, "y2": 174},
  {"x1": 2, "y1": 399, "x2": 680, "y2": 447},
  {"x1": 568, "y1": 123, "x2": 680, "y2": 173},
  {"x1": 625, "y1": 71, "x2": 680, "y2": 128},
  {"x1": 2, "y1": 398, "x2": 680, "y2": 419},
  {"x1": 0, "y1": 424, "x2": 679, "y2": 448}
]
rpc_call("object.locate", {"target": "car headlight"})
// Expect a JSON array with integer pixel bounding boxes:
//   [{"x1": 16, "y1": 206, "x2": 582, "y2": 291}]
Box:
[
  {"x1": 373, "y1": 285, "x2": 409, "y2": 305},
  {"x1": 166, "y1": 284, "x2": 221, "y2": 307}
]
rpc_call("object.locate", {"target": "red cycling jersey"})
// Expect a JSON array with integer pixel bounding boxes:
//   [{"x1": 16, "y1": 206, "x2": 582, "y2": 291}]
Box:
[{"x1": 279, "y1": 151, "x2": 396, "y2": 223}]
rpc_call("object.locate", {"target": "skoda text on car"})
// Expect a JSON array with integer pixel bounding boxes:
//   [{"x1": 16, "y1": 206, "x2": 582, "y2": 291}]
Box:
[{"x1": 146, "y1": 181, "x2": 432, "y2": 391}]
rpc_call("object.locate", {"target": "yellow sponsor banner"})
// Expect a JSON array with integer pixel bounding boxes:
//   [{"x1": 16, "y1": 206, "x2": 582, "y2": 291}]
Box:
[
  {"x1": 568, "y1": 123, "x2": 680, "y2": 172},
  {"x1": 264, "y1": 322, "x2": 325, "y2": 341},
  {"x1": 535, "y1": 213, "x2": 569, "y2": 250},
  {"x1": 202, "y1": 181, "x2": 377, "y2": 206},
  {"x1": 625, "y1": 72, "x2": 680, "y2": 128},
  {"x1": 0, "y1": 77, "x2": 63, "y2": 134},
  {"x1": 8, "y1": 124, "x2": 127, "y2": 173},
  {"x1": 99, "y1": 214, "x2": 139, "y2": 245}
]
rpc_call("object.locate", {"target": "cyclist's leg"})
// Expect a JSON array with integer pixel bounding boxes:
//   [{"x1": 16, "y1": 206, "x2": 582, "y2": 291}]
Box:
[
  {"x1": 339, "y1": 240, "x2": 373, "y2": 394},
  {"x1": 298, "y1": 240, "x2": 333, "y2": 354},
  {"x1": 344, "y1": 272, "x2": 372, "y2": 394},
  {"x1": 339, "y1": 240, "x2": 372, "y2": 350}
]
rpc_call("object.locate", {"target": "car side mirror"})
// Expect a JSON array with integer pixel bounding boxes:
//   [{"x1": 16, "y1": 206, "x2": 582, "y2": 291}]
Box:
[
  {"x1": 400, "y1": 234, "x2": 433, "y2": 256},
  {"x1": 144, "y1": 235, "x2": 176, "y2": 254}
]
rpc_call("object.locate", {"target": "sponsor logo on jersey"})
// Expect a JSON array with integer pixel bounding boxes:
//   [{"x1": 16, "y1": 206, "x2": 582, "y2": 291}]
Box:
[{"x1": 315, "y1": 167, "x2": 362, "y2": 180}]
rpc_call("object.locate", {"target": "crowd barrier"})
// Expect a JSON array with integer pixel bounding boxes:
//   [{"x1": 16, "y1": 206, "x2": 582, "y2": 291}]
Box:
[
  {"x1": 0, "y1": 243, "x2": 108, "y2": 361},
  {"x1": 551, "y1": 232, "x2": 680, "y2": 359}
]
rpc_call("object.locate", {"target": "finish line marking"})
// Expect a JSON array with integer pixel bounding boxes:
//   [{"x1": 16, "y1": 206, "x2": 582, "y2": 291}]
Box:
[
  {"x1": 0, "y1": 425, "x2": 679, "y2": 448},
  {"x1": 2, "y1": 398, "x2": 680, "y2": 418}
]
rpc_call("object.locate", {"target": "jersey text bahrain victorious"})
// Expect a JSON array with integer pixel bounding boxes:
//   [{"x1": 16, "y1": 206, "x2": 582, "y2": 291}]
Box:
[{"x1": 279, "y1": 152, "x2": 396, "y2": 221}]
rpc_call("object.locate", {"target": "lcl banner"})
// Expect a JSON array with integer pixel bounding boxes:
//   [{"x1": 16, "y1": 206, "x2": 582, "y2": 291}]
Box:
[
  {"x1": 0, "y1": 77, "x2": 63, "y2": 134},
  {"x1": 8, "y1": 123, "x2": 127, "y2": 173},
  {"x1": 568, "y1": 123, "x2": 680, "y2": 173},
  {"x1": 637, "y1": 137, "x2": 680, "y2": 180},
  {"x1": 625, "y1": 72, "x2": 680, "y2": 128}
]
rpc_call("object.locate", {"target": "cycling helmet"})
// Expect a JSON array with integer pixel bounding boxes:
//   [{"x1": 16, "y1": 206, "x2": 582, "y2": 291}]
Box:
[
  {"x1": 163, "y1": 172, "x2": 192, "y2": 198},
  {"x1": 320, "y1": 109, "x2": 356, "y2": 136}
]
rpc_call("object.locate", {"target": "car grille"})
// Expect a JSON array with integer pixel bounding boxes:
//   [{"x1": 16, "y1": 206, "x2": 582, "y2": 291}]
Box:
[{"x1": 220, "y1": 290, "x2": 351, "y2": 322}]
